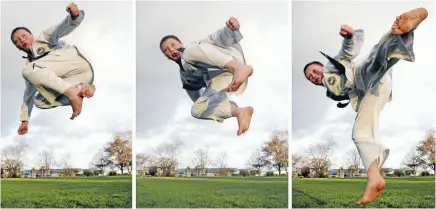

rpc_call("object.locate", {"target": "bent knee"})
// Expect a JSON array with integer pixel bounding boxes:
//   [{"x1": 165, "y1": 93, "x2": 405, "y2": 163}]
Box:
[
  {"x1": 352, "y1": 128, "x2": 374, "y2": 141},
  {"x1": 191, "y1": 105, "x2": 203, "y2": 118},
  {"x1": 191, "y1": 98, "x2": 208, "y2": 119}
]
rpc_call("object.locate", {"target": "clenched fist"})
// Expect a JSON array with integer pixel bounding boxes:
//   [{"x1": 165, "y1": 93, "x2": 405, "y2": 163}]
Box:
[
  {"x1": 226, "y1": 17, "x2": 240, "y2": 31},
  {"x1": 66, "y1": 2, "x2": 80, "y2": 18},
  {"x1": 339, "y1": 25, "x2": 355, "y2": 39}
]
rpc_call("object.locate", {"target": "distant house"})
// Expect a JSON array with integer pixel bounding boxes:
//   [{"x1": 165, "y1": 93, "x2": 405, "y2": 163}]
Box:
[
  {"x1": 176, "y1": 167, "x2": 239, "y2": 177},
  {"x1": 22, "y1": 168, "x2": 83, "y2": 178},
  {"x1": 380, "y1": 168, "x2": 394, "y2": 177},
  {"x1": 329, "y1": 168, "x2": 367, "y2": 178}
]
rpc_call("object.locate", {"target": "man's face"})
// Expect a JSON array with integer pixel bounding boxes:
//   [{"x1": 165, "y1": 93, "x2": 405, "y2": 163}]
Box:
[
  {"x1": 305, "y1": 63, "x2": 324, "y2": 85},
  {"x1": 12, "y1": 29, "x2": 34, "y2": 50},
  {"x1": 161, "y1": 38, "x2": 183, "y2": 61}
]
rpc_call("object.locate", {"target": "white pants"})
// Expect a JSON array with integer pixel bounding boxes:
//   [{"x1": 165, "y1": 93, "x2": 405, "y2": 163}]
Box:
[
  {"x1": 22, "y1": 46, "x2": 93, "y2": 108},
  {"x1": 185, "y1": 42, "x2": 247, "y2": 121},
  {"x1": 183, "y1": 41, "x2": 247, "y2": 96},
  {"x1": 352, "y1": 74, "x2": 392, "y2": 170}
]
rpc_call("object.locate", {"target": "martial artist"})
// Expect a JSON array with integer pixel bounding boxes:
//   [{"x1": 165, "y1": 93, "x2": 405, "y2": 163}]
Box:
[
  {"x1": 11, "y1": 2, "x2": 95, "y2": 135},
  {"x1": 160, "y1": 17, "x2": 254, "y2": 136},
  {"x1": 303, "y1": 7, "x2": 428, "y2": 205}
]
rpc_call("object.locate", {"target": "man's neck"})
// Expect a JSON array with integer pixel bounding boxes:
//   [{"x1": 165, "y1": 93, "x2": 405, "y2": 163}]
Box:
[{"x1": 175, "y1": 58, "x2": 184, "y2": 70}]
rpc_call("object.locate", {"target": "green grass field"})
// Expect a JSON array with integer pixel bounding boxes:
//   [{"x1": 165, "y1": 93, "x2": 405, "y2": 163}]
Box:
[
  {"x1": 292, "y1": 177, "x2": 435, "y2": 208},
  {"x1": 137, "y1": 177, "x2": 288, "y2": 208},
  {"x1": 1, "y1": 176, "x2": 132, "y2": 208}
]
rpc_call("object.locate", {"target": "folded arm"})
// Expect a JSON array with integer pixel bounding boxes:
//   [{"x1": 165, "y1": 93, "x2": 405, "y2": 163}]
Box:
[
  {"x1": 338, "y1": 29, "x2": 364, "y2": 61},
  {"x1": 20, "y1": 80, "x2": 37, "y2": 122},
  {"x1": 201, "y1": 26, "x2": 243, "y2": 48},
  {"x1": 40, "y1": 10, "x2": 85, "y2": 46}
]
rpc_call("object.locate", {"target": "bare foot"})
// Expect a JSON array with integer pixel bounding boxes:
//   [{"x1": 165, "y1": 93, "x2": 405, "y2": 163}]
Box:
[
  {"x1": 356, "y1": 176, "x2": 386, "y2": 205},
  {"x1": 391, "y1": 8, "x2": 428, "y2": 35},
  {"x1": 217, "y1": 119, "x2": 224, "y2": 123},
  {"x1": 236, "y1": 106, "x2": 254, "y2": 136},
  {"x1": 80, "y1": 84, "x2": 96, "y2": 98},
  {"x1": 226, "y1": 64, "x2": 253, "y2": 92},
  {"x1": 64, "y1": 86, "x2": 84, "y2": 120},
  {"x1": 17, "y1": 122, "x2": 29, "y2": 135}
]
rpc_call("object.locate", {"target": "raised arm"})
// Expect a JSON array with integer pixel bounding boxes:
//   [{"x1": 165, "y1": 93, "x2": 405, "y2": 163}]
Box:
[
  {"x1": 20, "y1": 80, "x2": 37, "y2": 122},
  {"x1": 39, "y1": 3, "x2": 85, "y2": 46},
  {"x1": 201, "y1": 17, "x2": 243, "y2": 47},
  {"x1": 337, "y1": 25, "x2": 364, "y2": 61}
]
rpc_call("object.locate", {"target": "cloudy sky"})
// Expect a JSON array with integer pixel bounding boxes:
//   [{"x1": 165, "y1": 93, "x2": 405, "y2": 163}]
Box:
[
  {"x1": 292, "y1": 1, "x2": 436, "y2": 169},
  {"x1": 136, "y1": 1, "x2": 289, "y2": 168},
  {"x1": 1, "y1": 1, "x2": 133, "y2": 170}
]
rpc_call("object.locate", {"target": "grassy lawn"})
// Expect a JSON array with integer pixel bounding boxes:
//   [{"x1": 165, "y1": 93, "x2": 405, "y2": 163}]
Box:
[
  {"x1": 137, "y1": 176, "x2": 288, "y2": 208},
  {"x1": 1, "y1": 176, "x2": 132, "y2": 208},
  {"x1": 292, "y1": 176, "x2": 435, "y2": 208}
]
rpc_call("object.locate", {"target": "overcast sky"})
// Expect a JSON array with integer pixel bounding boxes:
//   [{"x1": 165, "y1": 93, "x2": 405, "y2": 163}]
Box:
[
  {"x1": 1, "y1": 1, "x2": 133, "y2": 170},
  {"x1": 292, "y1": 1, "x2": 436, "y2": 169},
  {"x1": 136, "y1": 1, "x2": 289, "y2": 169}
]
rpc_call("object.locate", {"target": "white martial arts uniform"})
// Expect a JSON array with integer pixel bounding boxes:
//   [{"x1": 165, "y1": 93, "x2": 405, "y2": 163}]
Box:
[
  {"x1": 322, "y1": 28, "x2": 415, "y2": 170},
  {"x1": 178, "y1": 27, "x2": 248, "y2": 121},
  {"x1": 19, "y1": 10, "x2": 94, "y2": 122}
]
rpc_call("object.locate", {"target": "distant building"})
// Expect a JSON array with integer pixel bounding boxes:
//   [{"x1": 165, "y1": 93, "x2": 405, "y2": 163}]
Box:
[
  {"x1": 22, "y1": 168, "x2": 84, "y2": 178},
  {"x1": 175, "y1": 167, "x2": 239, "y2": 177}
]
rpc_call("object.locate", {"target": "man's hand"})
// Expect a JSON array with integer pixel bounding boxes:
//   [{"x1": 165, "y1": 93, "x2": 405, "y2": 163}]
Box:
[
  {"x1": 66, "y1": 2, "x2": 80, "y2": 18},
  {"x1": 18, "y1": 121, "x2": 29, "y2": 135},
  {"x1": 226, "y1": 17, "x2": 240, "y2": 31},
  {"x1": 339, "y1": 25, "x2": 355, "y2": 39}
]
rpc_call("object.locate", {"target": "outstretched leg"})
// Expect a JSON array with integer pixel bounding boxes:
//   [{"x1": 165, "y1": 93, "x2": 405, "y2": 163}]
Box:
[
  {"x1": 356, "y1": 159, "x2": 386, "y2": 205},
  {"x1": 392, "y1": 7, "x2": 428, "y2": 35},
  {"x1": 352, "y1": 75, "x2": 392, "y2": 205}
]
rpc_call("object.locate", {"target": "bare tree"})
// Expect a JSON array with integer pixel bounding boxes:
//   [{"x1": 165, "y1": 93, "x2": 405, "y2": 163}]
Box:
[
  {"x1": 58, "y1": 152, "x2": 73, "y2": 176},
  {"x1": 249, "y1": 149, "x2": 267, "y2": 175},
  {"x1": 215, "y1": 152, "x2": 228, "y2": 173},
  {"x1": 402, "y1": 147, "x2": 425, "y2": 175},
  {"x1": 346, "y1": 149, "x2": 362, "y2": 177},
  {"x1": 136, "y1": 153, "x2": 153, "y2": 177},
  {"x1": 155, "y1": 138, "x2": 184, "y2": 177},
  {"x1": 90, "y1": 148, "x2": 112, "y2": 175},
  {"x1": 191, "y1": 147, "x2": 213, "y2": 175},
  {"x1": 292, "y1": 153, "x2": 304, "y2": 177},
  {"x1": 1, "y1": 140, "x2": 29, "y2": 178},
  {"x1": 262, "y1": 130, "x2": 289, "y2": 175},
  {"x1": 38, "y1": 150, "x2": 56, "y2": 177},
  {"x1": 306, "y1": 139, "x2": 336, "y2": 178}
]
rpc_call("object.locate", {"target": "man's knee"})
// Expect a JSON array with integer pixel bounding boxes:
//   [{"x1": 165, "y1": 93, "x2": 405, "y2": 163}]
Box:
[
  {"x1": 191, "y1": 98, "x2": 208, "y2": 119},
  {"x1": 352, "y1": 123, "x2": 374, "y2": 141},
  {"x1": 33, "y1": 98, "x2": 50, "y2": 109}
]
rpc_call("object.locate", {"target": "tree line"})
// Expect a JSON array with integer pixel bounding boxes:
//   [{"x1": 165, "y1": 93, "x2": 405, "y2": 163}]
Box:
[
  {"x1": 1, "y1": 131, "x2": 132, "y2": 178},
  {"x1": 292, "y1": 129, "x2": 435, "y2": 178},
  {"x1": 137, "y1": 130, "x2": 289, "y2": 177}
]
